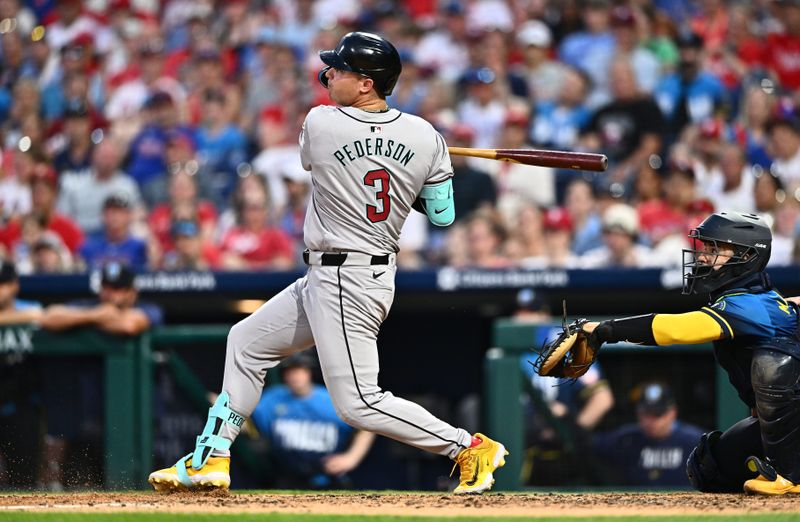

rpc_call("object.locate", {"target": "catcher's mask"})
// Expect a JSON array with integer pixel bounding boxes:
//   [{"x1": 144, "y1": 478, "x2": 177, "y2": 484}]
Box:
[{"x1": 682, "y1": 211, "x2": 771, "y2": 295}]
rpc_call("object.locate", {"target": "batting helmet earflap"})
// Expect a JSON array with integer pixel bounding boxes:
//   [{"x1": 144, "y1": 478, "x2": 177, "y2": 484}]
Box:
[
  {"x1": 318, "y1": 32, "x2": 402, "y2": 96},
  {"x1": 682, "y1": 211, "x2": 772, "y2": 295}
]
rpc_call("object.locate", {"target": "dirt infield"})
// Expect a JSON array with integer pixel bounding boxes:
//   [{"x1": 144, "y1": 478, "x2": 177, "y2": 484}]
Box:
[{"x1": 0, "y1": 491, "x2": 799, "y2": 518}]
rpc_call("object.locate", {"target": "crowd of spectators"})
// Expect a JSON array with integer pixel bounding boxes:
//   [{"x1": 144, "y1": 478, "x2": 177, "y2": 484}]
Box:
[{"x1": 0, "y1": 0, "x2": 799, "y2": 273}]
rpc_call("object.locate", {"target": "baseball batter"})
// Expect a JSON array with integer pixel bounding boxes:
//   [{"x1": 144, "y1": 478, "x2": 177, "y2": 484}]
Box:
[{"x1": 149, "y1": 32, "x2": 507, "y2": 495}]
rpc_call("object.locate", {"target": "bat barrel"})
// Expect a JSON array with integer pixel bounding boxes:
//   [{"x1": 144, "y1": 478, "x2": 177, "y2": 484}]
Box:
[{"x1": 495, "y1": 149, "x2": 608, "y2": 172}]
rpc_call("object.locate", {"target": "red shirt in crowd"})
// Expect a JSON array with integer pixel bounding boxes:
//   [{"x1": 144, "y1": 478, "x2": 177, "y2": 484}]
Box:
[
  {"x1": 220, "y1": 227, "x2": 294, "y2": 268},
  {"x1": 0, "y1": 214, "x2": 84, "y2": 254},
  {"x1": 637, "y1": 200, "x2": 688, "y2": 245},
  {"x1": 148, "y1": 201, "x2": 218, "y2": 252},
  {"x1": 764, "y1": 33, "x2": 800, "y2": 90}
]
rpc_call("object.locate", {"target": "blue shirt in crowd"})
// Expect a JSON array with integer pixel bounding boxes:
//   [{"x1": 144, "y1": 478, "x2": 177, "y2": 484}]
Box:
[
  {"x1": 251, "y1": 384, "x2": 353, "y2": 486},
  {"x1": 572, "y1": 213, "x2": 604, "y2": 256},
  {"x1": 530, "y1": 101, "x2": 591, "y2": 151},
  {"x1": 126, "y1": 125, "x2": 169, "y2": 186},
  {"x1": 80, "y1": 232, "x2": 148, "y2": 271},
  {"x1": 195, "y1": 125, "x2": 247, "y2": 174},
  {"x1": 654, "y1": 72, "x2": 726, "y2": 125}
]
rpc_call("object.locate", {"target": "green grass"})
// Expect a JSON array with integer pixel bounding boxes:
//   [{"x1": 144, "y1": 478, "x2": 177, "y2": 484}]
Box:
[{"x1": 2, "y1": 515, "x2": 800, "y2": 522}]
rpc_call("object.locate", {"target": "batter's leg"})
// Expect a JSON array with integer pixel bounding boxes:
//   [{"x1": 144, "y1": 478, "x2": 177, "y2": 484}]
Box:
[
  {"x1": 149, "y1": 276, "x2": 315, "y2": 491},
  {"x1": 304, "y1": 264, "x2": 472, "y2": 458},
  {"x1": 222, "y1": 276, "x2": 315, "y2": 418}
]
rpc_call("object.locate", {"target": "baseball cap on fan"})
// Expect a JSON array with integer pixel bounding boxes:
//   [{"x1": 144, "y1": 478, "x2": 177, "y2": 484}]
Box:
[
  {"x1": 516, "y1": 288, "x2": 549, "y2": 314},
  {"x1": 100, "y1": 261, "x2": 135, "y2": 289},
  {"x1": 517, "y1": 20, "x2": 552, "y2": 48},
  {"x1": 63, "y1": 99, "x2": 90, "y2": 119},
  {"x1": 463, "y1": 67, "x2": 496, "y2": 85},
  {"x1": 543, "y1": 207, "x2": 572, "y2": 232},
  {"x1": 280, "y1": 352, "x2": 317, "y2": 374},
  {"x1": 602, "y1": 203, "x2": 639, "y2": 237},
  {"x1": 636, "y1": 382, "x2": 676, "y2": 416},
  {"x1": 0, "y1": 259, "x2": 18, "y2": 283},
  {"x1": 609, "y1": 6, "x2": 636, "y2": 27},
  {"x1": 171, "y1": 220, "x2": 200, "y2": 238}
]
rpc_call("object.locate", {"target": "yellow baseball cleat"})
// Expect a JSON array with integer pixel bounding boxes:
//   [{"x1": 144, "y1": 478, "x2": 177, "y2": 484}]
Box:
[
  {"x1": 452, "y1": 433, "x2": 508, "y2": 494},
  {"x1": 148, "y1": 455, "x2": 231, "y2": 492},
  {"x1": 743, "y1": 456, "x2": 800, "y2": 495}
]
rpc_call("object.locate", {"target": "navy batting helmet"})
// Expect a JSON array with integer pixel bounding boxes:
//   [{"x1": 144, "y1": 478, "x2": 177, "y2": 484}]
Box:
[
  {"x1": 682, "y1": 211, "x2": 772, "y2": 295},
  {"x1": 318, "y1": 32, "x2": 402, "y2": 96}
]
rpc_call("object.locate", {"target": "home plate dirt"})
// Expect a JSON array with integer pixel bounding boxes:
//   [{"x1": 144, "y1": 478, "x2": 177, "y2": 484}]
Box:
[{"x1": 0, "y1": 492, "x2": 797, "y2": 517}]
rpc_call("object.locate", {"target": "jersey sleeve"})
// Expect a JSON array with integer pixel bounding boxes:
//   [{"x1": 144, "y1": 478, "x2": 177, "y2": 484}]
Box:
[
  {"x1": 701, "y1": 294, "x2": 773, "y2": 339},
  {"x1": 137, "y1": 303, "x2": 164, "y2": 327},
  {"x1": 425, "y1": 131, "x2": 453, "y2": 185},
  {"x1": 651, "y1": 311, "x2": 726, "y2": 345},
  {"x1": 299, "y1": 112, "x2": 313, "y2": 172}
]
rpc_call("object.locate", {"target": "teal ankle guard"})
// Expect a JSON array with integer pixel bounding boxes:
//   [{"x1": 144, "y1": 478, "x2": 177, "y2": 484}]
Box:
[
  {"x1": 176, "y1": 391, "x2": 244, "y2": 486},
  {"x1": 419, "y1": 179, "x2": 454, "y2": 226}
]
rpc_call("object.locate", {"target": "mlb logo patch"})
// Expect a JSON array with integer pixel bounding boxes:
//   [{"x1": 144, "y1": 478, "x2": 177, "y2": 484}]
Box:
[{"x1": 370, "y1": 126, "x2": 382, "y2": 133}]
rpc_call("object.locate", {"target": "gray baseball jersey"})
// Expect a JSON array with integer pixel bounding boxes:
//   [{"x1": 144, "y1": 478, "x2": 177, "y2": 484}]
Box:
[
  {"x1": 300, "y1": 105, "x2": 453, "y2": 254},
  {"x1": 216, "y1": 105, "x2": 472, "y2": 464}
]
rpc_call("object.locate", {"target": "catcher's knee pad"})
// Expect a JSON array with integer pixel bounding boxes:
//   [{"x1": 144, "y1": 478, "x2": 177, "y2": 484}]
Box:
[
  {"x1": 751, "y1": 349, "x2": 800, "y2": 483},
  {"x1": 686, "y1": 431, "x2": 742, "y2": 492}
]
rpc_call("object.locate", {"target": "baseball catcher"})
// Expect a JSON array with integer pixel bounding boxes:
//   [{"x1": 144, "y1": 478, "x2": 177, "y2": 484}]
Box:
[{"x1": 536, "y1": 211, "x2": 800, "y2": 495}]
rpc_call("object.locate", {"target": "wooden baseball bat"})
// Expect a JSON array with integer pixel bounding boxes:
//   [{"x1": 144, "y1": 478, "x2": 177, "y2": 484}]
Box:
[{"x1": 448, "y1": 147, "x2": 608, "y2": 172}]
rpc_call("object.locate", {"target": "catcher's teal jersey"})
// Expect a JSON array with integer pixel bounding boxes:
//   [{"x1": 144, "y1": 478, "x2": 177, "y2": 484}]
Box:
[
  {"x1": 702, "y1": 287, "x2": 800, "y2": 408},
  {"x1": 701, "y1": 290, "x2": 798, "y2": 342}
]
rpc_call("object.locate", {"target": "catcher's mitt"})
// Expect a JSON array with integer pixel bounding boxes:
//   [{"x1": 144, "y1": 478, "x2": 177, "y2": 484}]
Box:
[{"x1": 532, "y1": 301, "x2": 600, "y2": 379}]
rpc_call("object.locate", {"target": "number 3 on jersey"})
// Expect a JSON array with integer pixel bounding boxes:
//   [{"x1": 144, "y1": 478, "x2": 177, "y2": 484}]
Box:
[{"x1": 364, "y1": 168, "x2": 391, "y2": 223}]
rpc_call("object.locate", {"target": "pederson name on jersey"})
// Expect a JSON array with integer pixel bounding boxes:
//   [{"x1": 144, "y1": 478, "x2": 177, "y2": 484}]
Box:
[{"x1": 332, "y1": 137, "x2": 415, "y2": 167}]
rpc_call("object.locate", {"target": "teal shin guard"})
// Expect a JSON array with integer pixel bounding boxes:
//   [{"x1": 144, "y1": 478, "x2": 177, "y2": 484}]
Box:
[{"x1": 175, "y1": 392, "x2": 244, "y2": 486}]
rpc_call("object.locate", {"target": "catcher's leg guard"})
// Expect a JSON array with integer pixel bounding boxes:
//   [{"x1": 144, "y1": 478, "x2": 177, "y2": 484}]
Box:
[
  {"x1": 751, "y1": 349, "x2": 800, "y2": 485},
  {"x1": 687, "y1": 431, "x2": 738, "y2": 492},
  {"x1": 686, "y1": 416, "x2": 762, "y2": 492}
]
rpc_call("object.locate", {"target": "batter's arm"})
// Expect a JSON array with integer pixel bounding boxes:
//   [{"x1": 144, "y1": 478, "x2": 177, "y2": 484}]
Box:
[{"x1": 582, "y1": 311, "x2": 726, "y2": 347}]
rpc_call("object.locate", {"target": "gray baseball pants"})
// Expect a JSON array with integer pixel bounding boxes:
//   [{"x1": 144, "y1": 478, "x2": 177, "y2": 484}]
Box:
[{"x1": 219, "y1": 254, "x2": 471, "y2": 459}]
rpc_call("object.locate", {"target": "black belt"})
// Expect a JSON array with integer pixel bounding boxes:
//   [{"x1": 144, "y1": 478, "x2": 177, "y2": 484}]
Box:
[{"x1": 302, "y1": 251, "x2": 390, "y2": 266}]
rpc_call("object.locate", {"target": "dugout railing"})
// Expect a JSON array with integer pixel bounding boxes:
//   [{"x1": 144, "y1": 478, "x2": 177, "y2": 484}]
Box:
[
  {"x1": 9, "y1": 325, "x2": 153, "y2": 489},
  {"x1": 7, "y1": 324, "x2": 263, "y2": 489}
]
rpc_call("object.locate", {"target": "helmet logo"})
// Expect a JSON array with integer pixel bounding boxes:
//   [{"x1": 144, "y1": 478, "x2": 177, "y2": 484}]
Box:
[{"x1": 755, "y1": 243, "x2": 766, "y2": 248}]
